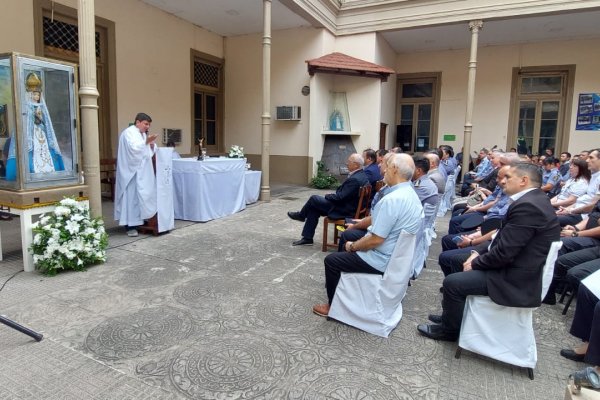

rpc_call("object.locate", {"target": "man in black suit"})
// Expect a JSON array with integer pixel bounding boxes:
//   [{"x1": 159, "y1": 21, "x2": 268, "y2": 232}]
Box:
[
  {"x1": 418, "y1": 162, "x2": 561, "y2": 341},
  {"x1": 362, "y1": 148, "x2": 382, "y2": 189},
  {"x1": 288, "y1": 153, "x2": 369, "y2": 246}
]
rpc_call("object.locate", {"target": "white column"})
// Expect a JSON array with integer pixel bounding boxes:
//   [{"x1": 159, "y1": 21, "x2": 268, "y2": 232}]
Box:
[
  {"x1": 462, "y1": 20, "x2": 483, "y2": 178},
  {"x1": 78, "y1": 0, "x2": 102, "y2": 217},
  {"x1": 260, "y1": 0, "x2": 271, "y2": 201}
]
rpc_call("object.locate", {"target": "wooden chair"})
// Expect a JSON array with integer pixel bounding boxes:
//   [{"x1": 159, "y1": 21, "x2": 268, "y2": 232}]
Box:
[
  {"x1": 100, "y1": 158, "x2": 117, "y2": 201},
  {"x1": 365, "y1": 179, "x2": 385, "y2": 217},
  {"x1": 321, "y1": 185, "x2": 371, "y2": 252}
]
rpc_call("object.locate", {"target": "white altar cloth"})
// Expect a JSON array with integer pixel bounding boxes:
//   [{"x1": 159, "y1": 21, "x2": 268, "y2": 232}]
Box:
[
  {"x1": 172, "y1": 157, "x2": 246, "y2": 222},
  {"x1": 244, "y1": 170, "x2": 262, "y2": 204}
]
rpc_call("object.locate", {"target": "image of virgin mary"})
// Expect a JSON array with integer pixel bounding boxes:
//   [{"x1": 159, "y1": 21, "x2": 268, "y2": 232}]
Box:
[{"x1": 24, "y1": 72, "x2": 64, "y2": 174}]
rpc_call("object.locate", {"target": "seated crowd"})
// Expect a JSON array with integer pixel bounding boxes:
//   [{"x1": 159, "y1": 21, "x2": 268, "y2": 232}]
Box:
[{"x1": 288, "y1": 144, "x2": 600, "y2": 388}]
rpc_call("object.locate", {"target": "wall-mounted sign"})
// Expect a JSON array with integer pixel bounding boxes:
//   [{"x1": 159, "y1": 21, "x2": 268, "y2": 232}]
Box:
[
  {"x1": 576, "y1": 93, "x2": 600, "y2": 131},
  {"x1": 443, "y1": 134, "x2": 456, "y2": 141}
]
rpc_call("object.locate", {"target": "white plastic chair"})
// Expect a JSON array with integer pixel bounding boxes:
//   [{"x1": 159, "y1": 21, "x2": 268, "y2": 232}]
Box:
[
  {"x1": 437, "y1": 165, "x2": 460, "y2": 216},
  {"x1": 328, "y1": 232, "x2": 417, "y2": 338},
  {"x1": 455, "y1": 241, "x2": 562, "y2": 379},
  {"x1": 412, "y1": 203, "x2": 437, "y2": 278}
]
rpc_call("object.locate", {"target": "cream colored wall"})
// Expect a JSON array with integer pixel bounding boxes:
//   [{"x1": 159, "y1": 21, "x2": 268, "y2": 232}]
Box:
[
  {"x1": 332, "y1": 75, "x2": 381, "y2": 152},
  {"x1": 308, "y1": 73, "x2": 332, "y2": 178},
  {"x1": 91, "y1": 0, "x2": 223, "y2": 155},
  {"x1": 375, "y1": 34, "x2": 397, "y2": 149},
  {"x1": 334, "y1": 32, "x2": 375, "y2": 60},
  {"x1": 225, "y1": 27, "x2": 323, "y2": 158},
  {"x1": 0, "y1": 0, "x2": 223, "y2": 157},
  {"x1": 0, "y1": 0, "x2": 36, "y2": 54},
  {"x1": 396, "y1": 38, "x2": 600, "y2": 155}
]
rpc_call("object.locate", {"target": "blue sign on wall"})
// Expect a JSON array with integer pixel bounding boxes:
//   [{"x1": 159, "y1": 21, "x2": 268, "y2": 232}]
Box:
[{"x1": 576, "y1": 93, "x2": 600, "y2": 131}]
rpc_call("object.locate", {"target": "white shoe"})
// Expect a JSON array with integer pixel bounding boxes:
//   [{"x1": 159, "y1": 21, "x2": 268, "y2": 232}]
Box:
[{"x1": 126, "y1": 229, "x2": 138, "y2": 237}]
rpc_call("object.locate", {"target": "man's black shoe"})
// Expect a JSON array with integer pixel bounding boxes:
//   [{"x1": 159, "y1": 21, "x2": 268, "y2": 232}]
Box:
[
  {"x1": 542, "y1": 292, "x2": 556, "y2": 305},
  {"x1": 428, "y1": 314, "x2": 442, "y2": 324},
  {"x1": 292, "y1": 238, "x2": 313, "y2": 246},
  {"x1": 560, "y1": 349, "x2": 586, "y2": 362},
  {"x1": 417, "y1": 323, "x2": 458, "y2": 342},
  {"x1": 287, "y1": 211, "x2": 305, "y2": 222}
]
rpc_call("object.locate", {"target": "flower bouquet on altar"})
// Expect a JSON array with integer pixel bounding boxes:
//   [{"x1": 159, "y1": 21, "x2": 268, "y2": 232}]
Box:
[
  {"x1": 30, "y1": 197, "x2": 108, "y2": 276},
  {"x1": 228, "y1": 145, "x2": 244, "y2": 158}
]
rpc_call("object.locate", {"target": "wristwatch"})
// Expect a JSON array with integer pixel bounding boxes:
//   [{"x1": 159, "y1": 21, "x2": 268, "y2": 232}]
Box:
[{"x1": 572, "y1": 231, "x2": 579, "y2": 237}]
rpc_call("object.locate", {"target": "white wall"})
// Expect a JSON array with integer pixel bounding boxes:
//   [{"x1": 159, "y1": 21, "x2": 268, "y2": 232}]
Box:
[
  {"x1": 396, "y1": 38, "x2": 600, "y2": 154},
  {"x1": 0, "y1": 0, "x2": 224, "y2": 156},
  {"x1": 375, "y1": 33, "x2": 398, "y2": 149},
  {"x1": 225, "y1": 27, "x2": 325, "y2": 157}
]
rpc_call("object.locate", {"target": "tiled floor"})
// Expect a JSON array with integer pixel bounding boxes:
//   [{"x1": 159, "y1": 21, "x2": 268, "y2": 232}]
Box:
[{"x1": 0, "y1": 186, "x2": 581, "y2": 399}]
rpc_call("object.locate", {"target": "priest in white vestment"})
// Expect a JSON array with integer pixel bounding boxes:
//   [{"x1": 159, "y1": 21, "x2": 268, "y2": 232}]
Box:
[{"x1": 114, "y1": 113, "x2": 158, "y2": 237}]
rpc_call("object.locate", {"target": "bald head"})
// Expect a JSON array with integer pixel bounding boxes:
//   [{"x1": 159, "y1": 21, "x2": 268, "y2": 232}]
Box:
[
  {"x1": 387, "y1": 153, "x2": 415, "y2": 182},
  {"x1": 425, "y1": 153, "x2": 440, "y2": 170}
]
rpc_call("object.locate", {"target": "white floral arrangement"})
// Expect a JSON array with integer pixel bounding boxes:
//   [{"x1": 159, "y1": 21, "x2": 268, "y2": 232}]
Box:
[
  {"x1": 228, "y1": 145, "x2": 245, "y2": 158},
  {"x1": 30, "y1": 197, "x2": 108, "y2": 276}
]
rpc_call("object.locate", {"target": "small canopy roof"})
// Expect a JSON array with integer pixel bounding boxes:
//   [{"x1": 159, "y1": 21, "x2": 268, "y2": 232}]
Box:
[{"x1": 306, "y1": 52, "x2": 395, "y2": 81}]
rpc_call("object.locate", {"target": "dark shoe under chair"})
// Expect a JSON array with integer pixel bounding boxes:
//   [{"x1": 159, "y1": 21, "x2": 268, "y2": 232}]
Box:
[
  {"x1": 428, "y1": 314, "x2": 442, "y2": 324},
  {"x1": 287, "y1": 211, "x2": 305, "y2": 222},
  {"x1": 292, "y1": 237, "x2": 313, "y2": 246},
  {"x1": 561, "y1": 348, "x2": 586, "y2": 362},
  {"x1": 417, "y1": 323, "x2": 458, "y2": 342}
]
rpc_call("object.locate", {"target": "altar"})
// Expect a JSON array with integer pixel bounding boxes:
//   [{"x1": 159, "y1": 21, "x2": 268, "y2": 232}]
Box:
[{"x1": 172, "y1": 158, "x2": 246, "y2": 222}]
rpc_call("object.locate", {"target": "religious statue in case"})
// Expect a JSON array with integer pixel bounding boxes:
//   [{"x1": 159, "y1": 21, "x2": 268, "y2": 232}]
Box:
[{"x1": 0, "y1": 53, "x2": 84, "y2": 207}]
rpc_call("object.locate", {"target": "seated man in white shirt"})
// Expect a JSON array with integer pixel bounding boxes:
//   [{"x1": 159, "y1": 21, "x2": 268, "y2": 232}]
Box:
[{"x1": 312, "y1": 153, "x2": 423, "y2": 317}]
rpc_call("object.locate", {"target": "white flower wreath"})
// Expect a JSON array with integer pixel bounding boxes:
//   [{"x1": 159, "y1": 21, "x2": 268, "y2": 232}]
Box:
[{"x1": 30, "y1": 197, "x2": 108, "y2": 275}]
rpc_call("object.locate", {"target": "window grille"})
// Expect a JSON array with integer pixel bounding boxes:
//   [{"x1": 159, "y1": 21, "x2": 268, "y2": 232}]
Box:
[
  {"x1": 194, "y1": 61, "x2": 219, "y2": 88},
  {"x1": 43, "y1": 16, "x2": 100, "y2": 58}
]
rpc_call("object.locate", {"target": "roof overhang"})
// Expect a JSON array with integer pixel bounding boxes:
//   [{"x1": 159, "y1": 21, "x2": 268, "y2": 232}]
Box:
[{"x1": 306, "y1": 52, "x2": 395, "y2": 81}]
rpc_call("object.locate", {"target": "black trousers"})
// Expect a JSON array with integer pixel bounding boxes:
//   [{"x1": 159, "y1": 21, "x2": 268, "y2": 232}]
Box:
[
  {"x1": 556, "y1": 246, "x2": 600, "y2": 288},
  {"x1": 324, "y1": 251, "x2": 383, "y2": 304},
  {"x1": 438, "y1": 248, "x2": 472, "y2": 276},
  {"x1": 570, "y1": 284, "x2": 600, "y2": 366},
  {"x1": 298, "y1": 195, "x2": 333, "y2": 240},
  {"x1": 441, "y1": 270, "x2": 489, "y2": 335},
  {"x1": 338, "y1": 228, "x2": 367, "y2": 252}
]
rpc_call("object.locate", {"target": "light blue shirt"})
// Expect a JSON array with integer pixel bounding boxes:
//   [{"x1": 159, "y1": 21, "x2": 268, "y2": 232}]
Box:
[
  {"x1": 442, "y1": 157, "x2": 458, "y2": 175},
  {"x1": 475, "y1": 157, "x2": 492, "y2": 179},
  {"x1": 542, "y1": 168, "x2": 560, "y2": 188},
  {"x1": 358, "y1": 181, "x2": 423, "y2": 272},
  {"x1": 486, "y1": 190, "x2": 510, "y2": 219},
  {"x1": 412, "y1": 175, "x2": 439, "y2": 206}
]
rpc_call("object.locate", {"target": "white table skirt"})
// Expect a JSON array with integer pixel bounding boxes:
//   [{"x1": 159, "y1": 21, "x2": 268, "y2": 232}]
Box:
[
  {"x1": 173, "y1": 157, "x2": 246, "y2": 222},
  {"x1": 244, "y1": 170, "x2": 261, "y2": 204}
]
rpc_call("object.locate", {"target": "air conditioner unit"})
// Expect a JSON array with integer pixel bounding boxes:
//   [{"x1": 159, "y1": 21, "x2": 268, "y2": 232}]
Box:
[
  {"x1": 276, "y1": 106, "x2": 301, "y2": 121},
  {"x1": 163, "y1": 128, "x2": 182, "y2": 144}
]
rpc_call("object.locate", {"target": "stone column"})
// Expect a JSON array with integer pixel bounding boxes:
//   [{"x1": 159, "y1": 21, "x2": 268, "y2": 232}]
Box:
[
  {"x1": 462, "y1": 20, "x2": 483, "y2": 179},
  {"x1": 260, "y1": 0, "x2": 271, "y2": 201},
  {"x1": 78, "y1": 0, "x2": 102, "y2": 217}
]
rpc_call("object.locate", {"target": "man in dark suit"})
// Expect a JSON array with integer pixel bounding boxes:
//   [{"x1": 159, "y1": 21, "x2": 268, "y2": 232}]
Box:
[
  {"x1": 288, "y1": 153, "x2": 369, "y2": 246},
  {"x1": 418, "y1": 162, "x2": 561, "y2": 341},
  {"x1": 362, "y1": 148, "x2": 382, "y2": 188}
]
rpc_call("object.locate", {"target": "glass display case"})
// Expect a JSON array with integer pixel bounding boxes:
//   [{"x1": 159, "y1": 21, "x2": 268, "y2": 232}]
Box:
[{"x1": 0, "y1": 53, "x2": 83, "y2": 205}]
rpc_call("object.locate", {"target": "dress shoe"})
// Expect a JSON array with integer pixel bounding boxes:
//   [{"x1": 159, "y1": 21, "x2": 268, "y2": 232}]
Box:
[
  {"x1": 287, "y1": 211, "x2": 305, "y2": 222},
  {"x1": 417, "y1": 323, "x2": 458, "y2": 342},
  {"x1": 312, "y1": 303, "x2": 330, "y2": 317},
  {"x1": 561, "y1": 348, "x2": 586, "y2": 362},
  {"x1": 542, "y1": 292, "x2": 556, "y2": 305},
  {"x1": 428, "y1": 314, "x2": 442, "y2": 324},
  {"x1": 292, "y1": 237, "x2": 313, "y2": 246},
  {"x1": 126, "y1": 229, "x2": 139, "y2": 237}
]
